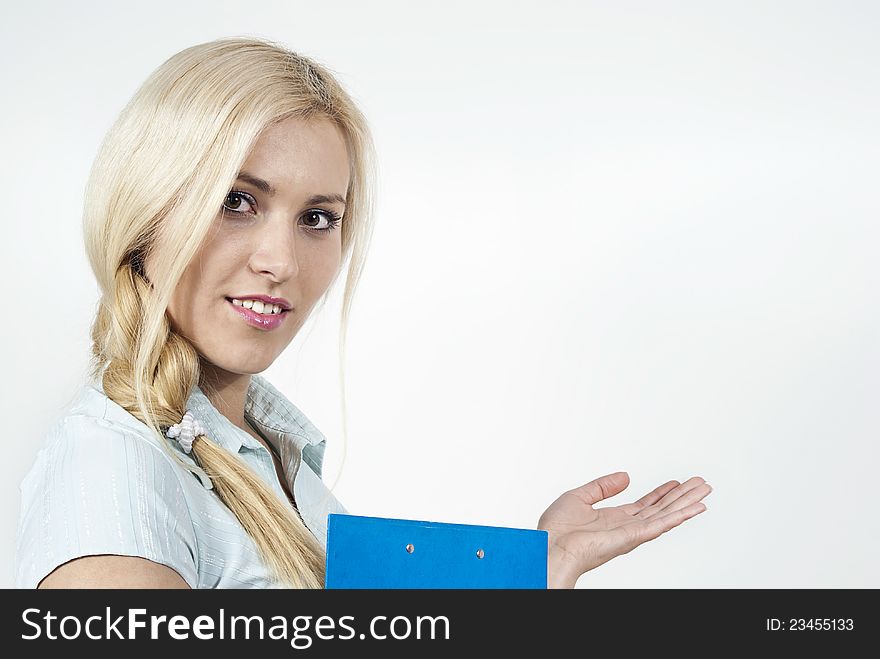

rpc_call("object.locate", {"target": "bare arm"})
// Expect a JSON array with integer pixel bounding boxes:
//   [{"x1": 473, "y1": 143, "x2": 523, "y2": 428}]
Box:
[{"x1": 38, "y1": 555, "x2": 191, "y2": 589}]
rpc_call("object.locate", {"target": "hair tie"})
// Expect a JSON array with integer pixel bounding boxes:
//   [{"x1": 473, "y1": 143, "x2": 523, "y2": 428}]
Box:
[{"x1": 166, "y1": 410, "x2": 207, "y2": 454}]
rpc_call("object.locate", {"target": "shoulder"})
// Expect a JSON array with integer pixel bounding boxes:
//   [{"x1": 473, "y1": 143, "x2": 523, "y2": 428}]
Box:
[
  {"x1": 34, "y1": 414, "x2": 183, "y2": 490},
  {"x1": 31, "y1": 380, "x2": 195, "y2": 485},
  {"x1": 15, "y1": 392, "x2": 200, "y2": 589},
  {"x1": 63, "y1": 380, "x2": 171, "y2": 447}
]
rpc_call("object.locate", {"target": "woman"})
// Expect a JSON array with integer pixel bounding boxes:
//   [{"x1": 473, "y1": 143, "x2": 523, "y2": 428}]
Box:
[{"x1": 14, "y1": 37, "x2": 711, "y2": 589}]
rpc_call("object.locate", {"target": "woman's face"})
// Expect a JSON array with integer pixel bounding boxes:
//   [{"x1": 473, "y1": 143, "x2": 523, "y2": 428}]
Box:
[{"x1": 155, "y1": 115, "x2": 350, "y2": 377}]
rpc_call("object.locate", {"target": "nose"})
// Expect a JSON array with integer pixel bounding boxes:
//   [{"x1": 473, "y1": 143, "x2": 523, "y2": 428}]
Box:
[{"x1": 247, "y1": 215, "x2": 300, "y2": 283}]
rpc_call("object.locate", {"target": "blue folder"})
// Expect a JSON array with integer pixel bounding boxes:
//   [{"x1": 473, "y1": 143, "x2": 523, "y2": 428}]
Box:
[{"x1": 324, "y1": 513, "x2": 548, "y2": 589}]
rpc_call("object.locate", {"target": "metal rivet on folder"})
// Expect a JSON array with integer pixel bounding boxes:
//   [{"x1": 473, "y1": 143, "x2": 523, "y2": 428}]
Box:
[
  {"x1": 406, "y1": 543, "x2": 414, "y2": 554},
  {"x1": 476, "y1": 549, "x2": 485, "y2": 559}
]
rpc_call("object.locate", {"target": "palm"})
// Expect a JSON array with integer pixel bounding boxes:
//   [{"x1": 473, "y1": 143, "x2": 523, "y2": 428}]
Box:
[{"x1": 538, "y1": 472, "x2": 711, "y2": 588}]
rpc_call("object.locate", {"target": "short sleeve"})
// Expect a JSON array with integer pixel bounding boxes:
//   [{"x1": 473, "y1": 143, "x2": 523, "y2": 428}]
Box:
[{"x1": 14, "y1": 415, "x2": 200, "y2": 588}]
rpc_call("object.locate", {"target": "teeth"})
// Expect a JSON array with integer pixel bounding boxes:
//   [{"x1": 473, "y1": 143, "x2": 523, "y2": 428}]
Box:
[{"x1": 230, "y1": 298, "x2": 285, "y2": 315}]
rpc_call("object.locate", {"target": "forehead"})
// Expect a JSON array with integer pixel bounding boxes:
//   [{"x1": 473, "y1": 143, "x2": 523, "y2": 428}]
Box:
[{"x1": 242, "y1": 116, "x2": 350, "y2": 195}]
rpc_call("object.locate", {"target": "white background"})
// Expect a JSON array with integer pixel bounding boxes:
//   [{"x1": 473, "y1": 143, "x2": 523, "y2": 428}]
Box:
[{"x1": 1, "y1": 1, "x2": 877, "y2": 588}]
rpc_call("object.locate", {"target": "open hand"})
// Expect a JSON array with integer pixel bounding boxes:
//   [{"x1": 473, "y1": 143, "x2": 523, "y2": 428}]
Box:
[{"x1": 538, "y1": 472, "x2": 711, "y2": 588}]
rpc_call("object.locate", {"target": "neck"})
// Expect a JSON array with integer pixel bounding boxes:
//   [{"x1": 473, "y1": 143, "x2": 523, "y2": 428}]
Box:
[{"x1": 199, "y1": 360, "x2": 252, "y2": 431}]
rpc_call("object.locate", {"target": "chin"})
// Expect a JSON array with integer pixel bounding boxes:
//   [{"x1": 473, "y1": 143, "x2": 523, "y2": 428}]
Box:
[
  {"x1": 201, "y1": 352, "x2": 279, "y2": 376},
  {"x1": 228, "y1": 360, "x2": 275, "y2": 375}
]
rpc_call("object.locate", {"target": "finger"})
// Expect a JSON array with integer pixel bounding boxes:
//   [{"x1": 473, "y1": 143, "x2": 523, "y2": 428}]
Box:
[
  {"x1": 636, "y1": 477, "x2": 705, "y2": 519},
  {"x1": 614, "y1": 501, "x2": 708, "y2": 554},
  {"x1": 640, "y1": 482, "x2": 712, "y2": 520},
  {"x1": 639, "y1": 501, "x2": 708, "y2": 544},
  {"x1": 567, "y1": 471, "x2": 631, "y2": 506},
  {"x1": 619, "y1": 480, "x2": 680, "y2": 516},
  {"x1": 635, "y1": 476, "x2": 706, "y2": 519}
]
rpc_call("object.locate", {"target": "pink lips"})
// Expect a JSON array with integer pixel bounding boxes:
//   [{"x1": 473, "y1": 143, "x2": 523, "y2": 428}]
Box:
[{"x1": 226, "y1": 298, "x2": 290, "y2": 330}]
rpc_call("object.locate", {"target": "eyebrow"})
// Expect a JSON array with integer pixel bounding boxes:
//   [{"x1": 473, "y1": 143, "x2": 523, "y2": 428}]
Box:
[{"x1": 236, "y1": 171, "x2": 347, "y2": 206}]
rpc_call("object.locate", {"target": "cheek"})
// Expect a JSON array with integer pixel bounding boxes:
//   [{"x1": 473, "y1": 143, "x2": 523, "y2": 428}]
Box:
[
  {"x1": 302, "y1": 243, "x2": 342, "y2": 291},
  {"x1": 168, "y1": 245, "x2": 235, "y2": 318},
  {"x1": 165, "y1": 272, "x2": 205, "y2": 337}
]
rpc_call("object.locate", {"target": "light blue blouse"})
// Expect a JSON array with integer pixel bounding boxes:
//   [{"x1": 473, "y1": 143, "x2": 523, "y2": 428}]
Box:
[{"x1": 14, "y1": 374, "x2": 347, "y2": 588}]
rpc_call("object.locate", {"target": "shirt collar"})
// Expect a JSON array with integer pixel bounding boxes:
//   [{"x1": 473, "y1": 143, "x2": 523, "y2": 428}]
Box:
[
  {"x1": 186, "y1": 374, "x2": 327, "y2": 476},
  {"x1": 91, "y1": 368, "x2": 327, "y2": 488}
]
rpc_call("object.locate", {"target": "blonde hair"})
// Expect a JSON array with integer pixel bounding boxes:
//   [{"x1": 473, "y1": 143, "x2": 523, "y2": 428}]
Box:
[{"x1": 83, "y1": 37, "x2": 376, "y2": 587}]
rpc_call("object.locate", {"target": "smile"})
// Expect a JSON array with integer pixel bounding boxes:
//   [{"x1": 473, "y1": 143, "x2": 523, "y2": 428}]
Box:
[{"x1": 225, "y1": 298, "x2": 290, "y2": 330}]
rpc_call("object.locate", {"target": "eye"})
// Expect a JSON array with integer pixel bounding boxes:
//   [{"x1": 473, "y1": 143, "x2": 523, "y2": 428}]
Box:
[
  {"x1": 222, "y1": 191, "x2": 256, "y2": 215},
  {"x1": 301, "y1": 209, "x2": 343, "y2": 233}
]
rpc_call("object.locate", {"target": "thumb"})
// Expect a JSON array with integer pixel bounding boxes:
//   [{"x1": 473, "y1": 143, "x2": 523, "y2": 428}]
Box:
[{"x1": 568, "y1": 471, "x2": 630, "y2": 505}]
